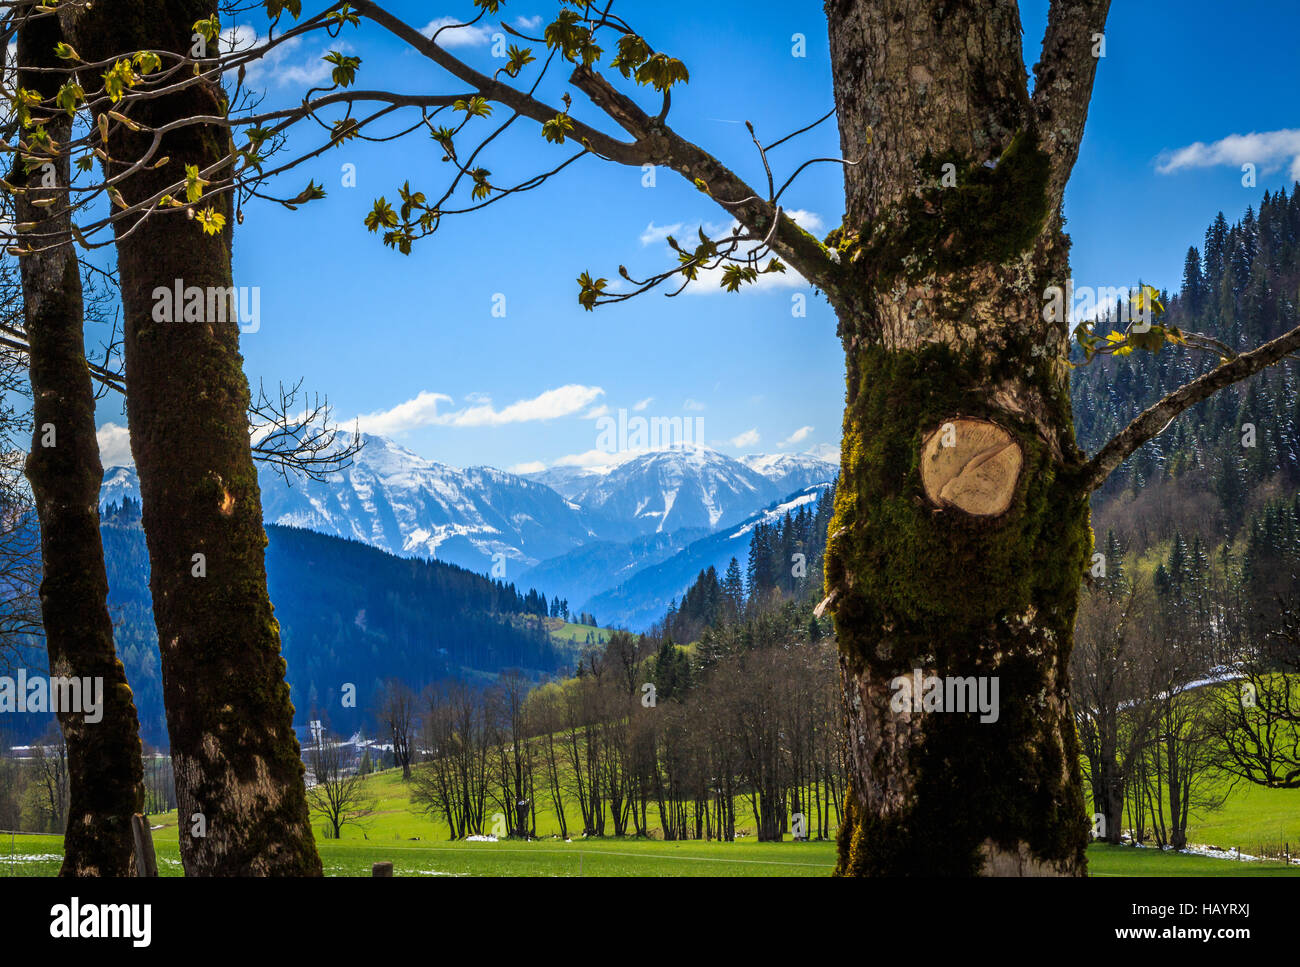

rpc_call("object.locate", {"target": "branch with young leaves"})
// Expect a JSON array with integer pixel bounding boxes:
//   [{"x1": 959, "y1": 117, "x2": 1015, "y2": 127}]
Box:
[
  {"x1": 1078, "y1": 319, "x2": 1300, "y2": 493},
  {"x1": 347, "y1": 0, "x2": 846, "y2": 302}
]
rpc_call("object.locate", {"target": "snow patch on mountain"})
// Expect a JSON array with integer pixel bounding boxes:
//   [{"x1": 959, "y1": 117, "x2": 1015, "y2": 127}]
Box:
[{"x1": 739, "y1": 452, "x2": 838, "y2": 494}]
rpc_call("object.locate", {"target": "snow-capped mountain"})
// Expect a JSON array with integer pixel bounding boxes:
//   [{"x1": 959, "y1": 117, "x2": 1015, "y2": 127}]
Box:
[
  {"x1": 254, "y1": 434, "x2": 611, "y2": 572},
  {"x1": 522, "y1": 465, "x2": 606, "y2": 500},
  {"x1": 739, "y1": 452, "x2": 838, "y2": 495},
  {"x1": 583, "y1": 484, "x2": 832, "y2": 631},
  {"x1": 100, "y1": 466, "x2": 141, "y2": 509},
  {"x1": 572, "y1": 445, "x2": 785, "y2": 535},
  {"x1": 96, "y1": 436, "x2": 836, "y2": 605},
  {"x1": 99, "y1": 434, "x2": 608, "y2": 573}
]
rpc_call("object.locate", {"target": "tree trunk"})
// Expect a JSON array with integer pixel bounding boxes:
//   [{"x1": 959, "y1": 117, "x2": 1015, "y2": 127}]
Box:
[
  {"x1": 13, "y1": 13, "x2": 145, "y2": 877},
  {"x1": 825, "y1": 0, "x2": 1096, "y2": 876},
  {"x1": 65, "y1": 0, "x2": 320, "y2": 875}
]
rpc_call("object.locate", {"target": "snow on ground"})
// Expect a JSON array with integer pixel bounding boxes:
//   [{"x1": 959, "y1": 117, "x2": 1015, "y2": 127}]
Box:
[{"x1": 1127, "y1": 839, "x2": 1300, "y2": 865}]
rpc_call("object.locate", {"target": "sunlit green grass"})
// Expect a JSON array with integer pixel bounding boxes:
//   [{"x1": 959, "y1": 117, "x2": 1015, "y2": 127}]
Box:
[
  {"x1": 6, "y1": 722, "x2": 1297, "y2": 877},
  {"x1": 6, "y1": 831, "x2": 1298, "y2": 877}
]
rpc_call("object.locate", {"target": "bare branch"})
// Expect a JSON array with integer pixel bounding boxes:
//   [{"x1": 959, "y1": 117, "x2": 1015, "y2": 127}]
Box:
[
  {"x1": 249, "y1": 378, "x2": 363, "y2": 483},
  {"x1": 568, "y1": 66, "x2": 839, "y2": 294}
]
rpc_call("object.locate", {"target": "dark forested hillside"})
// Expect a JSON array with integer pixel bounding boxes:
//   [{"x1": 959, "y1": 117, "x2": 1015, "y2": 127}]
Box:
[
  {"x1": 1074, "y1": 186, "x2": 1300, "y2": 540},
  {"x1": 82, "y1": 499, "x2": 566, "y2": 744},
  {"x1": 657, "y1": 483, "x2": 836, "y2": 645},
  {"x1": 1069, "y1": 187, "x2": 1300, "y2": 651}
]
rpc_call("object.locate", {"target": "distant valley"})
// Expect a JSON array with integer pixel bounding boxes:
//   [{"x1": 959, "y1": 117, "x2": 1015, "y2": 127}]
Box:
[{"x1": 101, "y1": 436, "x2": 838, "y2": 628}]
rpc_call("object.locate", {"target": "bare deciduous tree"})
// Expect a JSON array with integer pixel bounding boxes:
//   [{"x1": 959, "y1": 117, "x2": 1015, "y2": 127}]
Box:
[{"x1": 306, "y1": 728, "x2": 375, "y2": 840}]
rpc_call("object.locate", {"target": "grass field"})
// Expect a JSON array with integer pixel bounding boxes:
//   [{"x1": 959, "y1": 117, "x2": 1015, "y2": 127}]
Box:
[
  {"x1": 4, "y1": 831, "x2": 1298, "y2": 877},
  {"x1": 3, "y1": 761, "x2": 1297, "y2": 877},
  {"x1": 545, "y1": 619, "x2": 610, "y2": 647}
]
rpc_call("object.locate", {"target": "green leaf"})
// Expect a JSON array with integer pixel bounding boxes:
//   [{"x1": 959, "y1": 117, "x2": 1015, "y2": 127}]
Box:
[
  {"x1": 55, "y1": 81, "x2": 84, "y2": 117},
  {"x1": 541, "y1": 113, "x2": 574, "y2": 144},
  {"x1": 505, "y1": 44, "x2": 536, "y2": 77},
  {"x1": 364, "y1": 198, "x2": 399, "y2": 233},
  {"x1": 577, "y1": 271, "x2": 608, "y2": 311},
  {"x1": 324, "y1": 52, "x2": 361, "y2": 87},
  {"x1": 265, "y1": 0, "x2": 303, "y2": 19},
  {"x1": 195, "y1": 207, "x2": 226, "y2": 235},
  {"x1": 634, "y1": 53, "x2": 690, "y2": 92},
  {"x1": 192, "y1": 16, "x2": 221, "y2": 44},
  {"x1": 720, "y1": 264, "x2": 758, "y2": 292},
  {"x1": 133, "y1": 50, "x2": 162, "y2": 75},
  {"x1": 184, "y1": 164, "x2": 208, "y2": 203},
  {"x1": 610, "y1": 34, "x2": 651, "y2": 78},
  {"x1": 452, "y1": 95, "x2": 492, "y2": 118}
]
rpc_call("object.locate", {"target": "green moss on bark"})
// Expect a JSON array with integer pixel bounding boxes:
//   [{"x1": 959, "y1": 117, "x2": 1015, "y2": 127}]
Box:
[
  {"x1": 67, "y1": 0, "x2": 321, "y2": 876},
  {"x1": 828, "y1": 342, "x2": 1090, "y2": 875},
  {"x1": 14, "y1": 12, "x2": 145, "y2": 878},
  {"x1": 826, "y1": 129, "x2": 1052, "y2": 295}
]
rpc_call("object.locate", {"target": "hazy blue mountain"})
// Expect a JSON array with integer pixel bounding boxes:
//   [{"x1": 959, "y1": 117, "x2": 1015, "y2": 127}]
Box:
[
  {"x1": 582, "y1": 484, "x2": 831, "y2": 631},
  {"x1": 517, "y1": 526, "x2": 709, "y2": 615}
]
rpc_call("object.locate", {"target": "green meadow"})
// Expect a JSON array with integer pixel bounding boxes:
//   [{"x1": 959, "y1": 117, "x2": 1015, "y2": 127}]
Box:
[{"x1": 4, "y1": 762, "x2": 1297, "y2": 877}]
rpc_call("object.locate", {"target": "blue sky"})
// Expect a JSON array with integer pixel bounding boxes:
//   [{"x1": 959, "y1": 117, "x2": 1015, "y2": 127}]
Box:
[{"x1": 90, "y1": 1, "x2": 1300, "y2": 473}]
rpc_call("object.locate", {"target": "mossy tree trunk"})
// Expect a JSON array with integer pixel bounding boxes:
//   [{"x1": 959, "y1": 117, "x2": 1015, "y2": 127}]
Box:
[
  {"x1": 65, "y1": 0, "x2": 321, "y2": 875},
  {"x1": 823, "y1": 0, "x2": 1110, "y2": 876},
  {"x1": 13, "y1": 14, "x2": 145, "y2": 877}
]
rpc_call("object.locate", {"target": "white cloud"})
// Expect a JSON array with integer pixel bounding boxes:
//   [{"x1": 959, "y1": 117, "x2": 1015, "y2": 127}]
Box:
[
  {"x1": 551, "y1": 448, "x2": 642, "y2": 471},
  {"x1": 730, "y1": 428, "x2": 760, "y2": 448},
  {"x1": 584, "y1": 404, "x2": 611, "y2": 419},
  {"x1": 422, "y1": 17, "x2": 495, "y2": 48},
  {"x1": 97, "y1": 423, "x2": 134, "y2": 468},
  {"x1": 446, "y1": 385, "x2": 604, "y2": 427},
  {"x1": 779, "y1": 425, "x2": 814, "y2": 448},
  {"x1": 632, "y1": 397, "x2": 654, "y2": 411},
  {"x1": 640, "y1": 221, "x2": 684, "y2": 246},
  {"x1": 640, "y1": 219, "x2": 736, "y2": 248},
  {"x1": 683, "y1": 399, "x2": 706, "y2": 411},
  {"x1": 508, "y1": 460, "x2": 547, "y2": 474},
  {"x1": 222, "y1": 26, "x2": 342, "y2": 88},
  {"x1": 805, "y1": 442, "x2": 839, "y2": 463},
  {"x1": 1157, "y1": 129, "x2": 1300, "y2": 182},
  {"x1": 515, "y1": 15, "x2": 543, "y2": 31},
  {"x1": 784, "y1": 210, "x2": 824, "y2": 233},
  {"x1": 355, "y1": 391, "x2": 454, "y2": 436},
  {"x1": 355, "y1": 385, "x2": 604, "y2": 435}
]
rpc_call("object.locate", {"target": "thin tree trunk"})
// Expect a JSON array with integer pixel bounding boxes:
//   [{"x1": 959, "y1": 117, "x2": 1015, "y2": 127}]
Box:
[
  {"x1": 13, "y1": 13, "x2": 144, "y2": 877},
  {"x1": 65, "y1": 0, "x2": 320, "y2": 875},
  {"x1": 826, "y1": 0, "x2": 1105, "y2": 876}
]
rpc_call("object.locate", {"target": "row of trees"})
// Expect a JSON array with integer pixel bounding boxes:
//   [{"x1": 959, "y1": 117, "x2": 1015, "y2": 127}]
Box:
[
  {"x1": 0, "y1": 730, "x2": 176, "y2": 834},
  {"x1": 1072, "y1": 528, "x2": 1300, "y2": 851},
  {"x1": 396, "y1": 487, "x2": 846, "y2": 842},
  {"x1": 404, "y1": 619, "x2": 845, "y2": 843},
  {"x1": 0, "y1": 728, "x2": 68, "y2": 834}
]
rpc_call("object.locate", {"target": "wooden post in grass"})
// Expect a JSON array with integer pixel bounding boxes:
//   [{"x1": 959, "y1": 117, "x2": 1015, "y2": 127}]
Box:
[
  {"x1": 131, "y1": 814, "x2": 157, "y2": 877},
  {"x1": 372, "y1": 861, "x2": 393, "y2": 877}
]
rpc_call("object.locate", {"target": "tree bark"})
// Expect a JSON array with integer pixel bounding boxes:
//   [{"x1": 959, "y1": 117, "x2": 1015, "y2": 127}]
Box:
[
  {"x1": 65, "y1": 0, "x2": 321, "y2": 875},
  {"x1": 13, "y1": 12, "x2": 145, "y2": 877},
  {"x1": 824, "y1": 0, "x2": 1102, "y2": 875}
]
